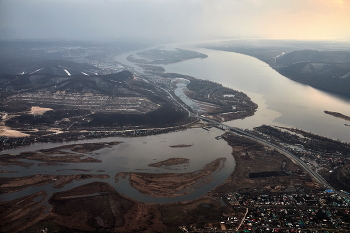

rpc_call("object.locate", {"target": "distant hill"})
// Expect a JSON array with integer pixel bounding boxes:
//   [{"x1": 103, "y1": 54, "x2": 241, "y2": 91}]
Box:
[
  {"x1": 0, "y1": 70, "x2": 136, "y2": 96},
  {"x1": 0, "y1": 57, "x2": 102, "y2": 76},
  {"x1": 276, "y1": 50, "x2": 350, "y2": 94},
  {"x1": 202, "y1": 41, "x2": 350, "y2": 94},
  {"x1": 0, "y1": 59, "x2": 188, "y2": 130},
  {"x1": 275, "y1": 49, "x2": 350, "y2": 65},
  {"x1": 0, "y1": 42, "x2": 191, "y2": 138}
]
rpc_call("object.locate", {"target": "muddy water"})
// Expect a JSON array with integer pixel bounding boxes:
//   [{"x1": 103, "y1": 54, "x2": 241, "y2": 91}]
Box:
[
  {"x1": 5, "y1": 42, "x2": 350, "y2": 205},
  {"x1": 1, "y1": 127, "x2": 235, "y2": 204}
]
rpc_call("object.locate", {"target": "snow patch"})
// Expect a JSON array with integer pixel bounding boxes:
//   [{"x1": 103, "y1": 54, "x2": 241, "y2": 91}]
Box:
[
  {"x1": 30, "y1": 68, "x2": 43, "y2": 74},
  {"x1": 64, "y1": 69, "x2": 71, "y2": 76},
  {"x1": 224, "y1": 94, "x2": 235, "y2": 98},
  {"x1": 340, "y1": 72, "x2": 350, "y2": 79}
]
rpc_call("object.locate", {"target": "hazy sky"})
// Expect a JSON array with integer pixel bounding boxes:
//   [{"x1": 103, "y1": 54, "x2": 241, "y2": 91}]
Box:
[{"x1": 1, "y1": 0, "x2": 349, "y2": 42}]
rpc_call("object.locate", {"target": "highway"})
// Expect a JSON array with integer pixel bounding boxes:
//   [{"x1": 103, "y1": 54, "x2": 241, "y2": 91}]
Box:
[
  {"x1": 194, "y1": 114, "x2": 350, "y2": 202},
  {"x1": 133, "y1": 70, "x2": 350, "y2": 203},
  {"x1": 162, "y1": 86, "x2": 350, "y2": 202}
]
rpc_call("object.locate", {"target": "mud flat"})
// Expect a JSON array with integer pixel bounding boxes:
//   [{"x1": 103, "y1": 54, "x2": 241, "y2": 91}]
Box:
[
  {"x1": 169, "y1": 144, "x2": 193, "y2": 148},
  {"x1": 0, "y1": 126, "x2": 29, "y2": 137},
  {"x1": 38, "y1": 141, "x2": 122, "y2": 154},
  {"x1": 0, "y1": 174, "x2": 110, "y2": 194},
  {"x1": 0, "y1": 155, "x2": 35, "y2": 168},
  {"x1": 116, "y1": 157, "x2": 226, "y2": 197},
  {"x1": 48, "y1": 182, "x2": 168, "y2": 233},
  {"x1": 1, "y1": 181, "x2": 231, "y2": 233},
  {"x1": 0, "y1": 190, "x2": 48, "y2": 233},
  {"x1": 0, "y1": 170, "x2": 17, "y2": 173},
  {"x1": 0, "y1": 152, "x2": 102, "y2": 168},
  {"x1": 48, "y1": 182, "x2": 135, "y2": 231},
  {"x1": 55, "y1": 168, "x2": 93, "y2": 172},
  {"x1": 0, "y1": 182, "x2": 135, "y2": 233},
  {"x1": 148, "y1": 158, "x2": 190, "y2": 167},
  {"x1": 324, "y1": 110, "x2": 350, "y2": 121},
  {"x1": 0, "y1": 133, "x2": 324, "y2": 232},
  {"x1": 0, "y1": 141, "x2": 122, "y2": 167}
]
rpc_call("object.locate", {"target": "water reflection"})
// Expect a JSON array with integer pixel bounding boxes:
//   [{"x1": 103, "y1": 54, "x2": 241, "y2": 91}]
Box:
[
  {"x1": 1, "y1": 128, "x2": 235, "y2": 204},
  {"x1": 165, "y1": 47, "x2": 350, "y2": 142}
]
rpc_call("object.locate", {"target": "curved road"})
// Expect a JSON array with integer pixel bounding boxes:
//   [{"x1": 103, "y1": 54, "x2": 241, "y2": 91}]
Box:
[
  {"x1": 131, "y1": 69, "x2": 350, "y2": 203},
  {"x1": 195, "y1": 115, "x2": 350, "y2": 202},
  {"x1": 162, "y1": 86, "x2": 350, "y2": 202}
]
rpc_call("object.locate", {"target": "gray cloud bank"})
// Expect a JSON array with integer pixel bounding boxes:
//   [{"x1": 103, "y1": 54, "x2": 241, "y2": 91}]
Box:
[{"x1": 1, "y1": 0, "x2": 349, "y2": 42}]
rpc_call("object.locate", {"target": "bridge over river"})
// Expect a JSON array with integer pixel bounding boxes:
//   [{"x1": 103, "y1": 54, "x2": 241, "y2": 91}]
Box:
[
  {"x1": 134, "y1": 70, "x2": 350, "y2": 203},
  {"x1": 193, "y1": 113, "x2": 350, "y2": 203},
  {"x1": 163, "y1": 81, "x2": 350, "y2": 202}
]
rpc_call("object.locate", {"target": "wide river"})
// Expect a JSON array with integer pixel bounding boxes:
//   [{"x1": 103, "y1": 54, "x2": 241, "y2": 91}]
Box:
[
  {"x1": 164, "y1": 46, "x2": 350, "y2": 142},
  {"x1": 1, "y1": 43, "x2": 350, "y2": 205}
]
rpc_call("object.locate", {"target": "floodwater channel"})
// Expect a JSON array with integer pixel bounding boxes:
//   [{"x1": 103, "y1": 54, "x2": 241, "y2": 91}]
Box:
[{"x1": 2, "y1": 42, "x2": 350, "y2": 205}]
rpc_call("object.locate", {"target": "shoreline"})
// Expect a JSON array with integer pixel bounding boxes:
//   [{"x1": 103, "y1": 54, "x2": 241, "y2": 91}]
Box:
[
  {"x1": 169, "y1": 144, "x2": 193, "y2": 148},
  {"x1": 0, "y1": 141, "x2": 122, "y2": 170},
  {"x1": 0, "y1": 131, "x2": 329, "y2": 232},
  {"x1": 115, "y1": 157, "x2": 226, "y2": 198},
  {"x1": 0, "y1": 119, "x2": 200, "y2": 151},
  {"x1": 148, "y1": 158, "x2": 190, "y2": 167},
  {"x1": 324, "y1": 110, "x2": 350, "y2": 122}
]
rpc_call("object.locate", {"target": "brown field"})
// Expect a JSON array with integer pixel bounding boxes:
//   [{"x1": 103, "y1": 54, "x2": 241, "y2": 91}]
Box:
[
  {"x1": 0, "y1": 141, "x2": 122, "y2": 168},
  {"x1": 116, "y1": 157, "x2": 226, "y2": 197},
  {"x1": 209, "y1": 133, "x2": 321, "y2": 196},
  {"x1": 0, "y1": 174, "x2": 110, "y2": 195}
]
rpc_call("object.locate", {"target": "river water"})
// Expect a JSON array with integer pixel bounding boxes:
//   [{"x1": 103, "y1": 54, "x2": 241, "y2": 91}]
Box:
[
  {"x1": 2, "y1": 43, "x2": 350, "y2": 204},
  {"x1": 164, "y1": 46, "x2": 350, "y2": 142},
  {"x1": 1, "y1": 128, "x2": 235, "y2": 204}
]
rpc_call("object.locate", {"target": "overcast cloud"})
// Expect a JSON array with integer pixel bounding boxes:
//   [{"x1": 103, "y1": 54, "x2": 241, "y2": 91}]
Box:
[{"x1": 1, "y1": 0, "x2": 349, "y2": 41}]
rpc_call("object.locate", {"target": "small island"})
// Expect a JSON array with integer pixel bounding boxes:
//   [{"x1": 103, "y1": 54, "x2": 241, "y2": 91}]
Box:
[
  {"x1": 0, "y1": 142, "x2": 122, "y2": 170},
  {"x1": 324, "y1": 110, "x2": 350, "y2": 121},
  {"x1": 116, "y1": 158, "x2": 226, "y2": 197},
  {"x1": 169, "y1": 144, "x2": 193, "y2": 148},
  {"x1": 148, "y1": 158, "x2": 190, "y2": 167}
]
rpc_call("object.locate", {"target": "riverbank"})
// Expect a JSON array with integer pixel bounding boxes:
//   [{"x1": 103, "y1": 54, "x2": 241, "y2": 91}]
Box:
[
  {"x1": 0, "y1": 119, "x2": 198, "y2": 151},
  {"x1": 148, "y1": 158, "x2": 190, "y2": 167},
  {"x1": 324, "y1": 110, "x2": 350, "y2": 121},
  {"x1": 164, "y1": 73, "x2": 258, "y2": 122},
  {"x1": 169, "y1": 144, "x2": 193, "y2": 148},
  {"x1": 0, "y1": 173, "x2": 110, "y2": 194},
  {"x1": 164, "y1": 45, "x2": 350, "y2": 142},
  {"x1": 0, "y1": 130, "x2": 326, "y2": 232},
  {"x1": 0, "y1": 181, "x2": 233, "y2": 233},
  {"x1": 115, "y1": 157, "x2": 226, "y2": 197},
  {"x1": 0, "y1": 141, "x2": 122, "y2": 170}
]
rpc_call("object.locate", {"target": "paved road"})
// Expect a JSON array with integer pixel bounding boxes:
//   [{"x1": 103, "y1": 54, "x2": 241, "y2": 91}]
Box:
[
  {"x1": 134, "y1": 70, "x2": 350, "y2": 203},
  {"x1": 194, "y1": 114, "x2": 350, "y2": 202}
]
